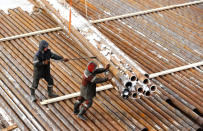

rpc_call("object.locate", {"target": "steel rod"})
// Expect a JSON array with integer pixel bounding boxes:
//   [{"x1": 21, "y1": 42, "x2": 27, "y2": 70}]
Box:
[
  {"x1": 41, "y1": 84, "x2": 113, "y2": 105},
  {"x1": 90, "y1": 0, "x2": 203, "y2": 24}
]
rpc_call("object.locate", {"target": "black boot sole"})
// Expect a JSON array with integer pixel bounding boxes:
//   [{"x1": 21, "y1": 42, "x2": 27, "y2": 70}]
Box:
[
  {"x1": 48, "y1": 94, "x2": 58, "y2": 98},
  {"x1": 78, "y1": 115, "x2": 87, "y2": 121}
]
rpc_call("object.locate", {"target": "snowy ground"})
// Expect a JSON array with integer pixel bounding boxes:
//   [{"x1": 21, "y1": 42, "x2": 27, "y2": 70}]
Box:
[{"x1": 0, "y1": 0, "x2": 33, "y2": 14}]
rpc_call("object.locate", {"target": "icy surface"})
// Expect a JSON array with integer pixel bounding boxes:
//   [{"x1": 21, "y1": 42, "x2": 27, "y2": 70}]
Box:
[
  {"x1": 0, "y1": 0, "x2": 34, "y2": 14},
  {"x1": 0, "y1": 107, "x2": 13, "y2": 125}
]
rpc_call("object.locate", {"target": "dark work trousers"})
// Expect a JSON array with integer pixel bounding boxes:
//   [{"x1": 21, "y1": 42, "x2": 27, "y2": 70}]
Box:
[{"x1": 31, "y1": 74, "x2": 53, "y2": 89}]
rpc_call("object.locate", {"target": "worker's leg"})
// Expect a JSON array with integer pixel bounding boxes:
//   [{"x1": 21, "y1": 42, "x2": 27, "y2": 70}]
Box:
[
  {"x1": 78, "y1": 99, "x2": 93, "y2": 120},
  {"x1": 74, "y1": 96, "x2": 85, "y2": 115},
  {"x1": 44, "y1": 74, "x2": 58, "y2": 97},
  {"x1": 30, "y1": 77, "x2": 40, "y2": 102}
]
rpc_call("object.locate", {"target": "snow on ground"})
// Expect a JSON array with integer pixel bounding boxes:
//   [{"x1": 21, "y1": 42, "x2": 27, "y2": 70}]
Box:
[
  {"x1": 0, "y1": 107, "x2": 20, "y2": 131},
  {"x1": 0, "y1": 107, "x2": 13, "y2": 125},
  {"x1": 0, "y1": 0, "x2": 33, "y2": 14}
]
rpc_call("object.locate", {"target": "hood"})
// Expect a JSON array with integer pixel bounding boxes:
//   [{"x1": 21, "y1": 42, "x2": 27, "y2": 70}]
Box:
[
  {"x1": 39, "y1": 40, "x2": 49, "y2": 52},
  {"x1": 87, "y1": 61, "x2": 97, "y2": 73}
]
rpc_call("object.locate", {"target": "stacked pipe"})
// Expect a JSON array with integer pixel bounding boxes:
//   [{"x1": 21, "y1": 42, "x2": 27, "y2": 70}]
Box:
[{"x1": 107, "y1": 53, "x2": 157, "y2": 99}]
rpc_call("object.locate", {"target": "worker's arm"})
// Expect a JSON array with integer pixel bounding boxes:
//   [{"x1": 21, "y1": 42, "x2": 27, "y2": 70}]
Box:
[
  {"x1": 92, "y1": 73, "x2": 112, "y2": 84},
  {"x1": 50, "y1": 51, "x2": 69, "y2": 62},
  {"x1": 92, "y1": 77, "x2": 109, "y2": 84},
  {"x1": 93, "y1": 64, "x2": 110, "y2": 74}
]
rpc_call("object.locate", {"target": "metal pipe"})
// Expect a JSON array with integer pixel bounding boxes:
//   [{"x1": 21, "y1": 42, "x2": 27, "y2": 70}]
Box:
[
  {"x1": 110, "y1": 55, "x2": 137, "y2": 81},
  {"x1": 149, "y1": 61, "x2": 203, "y2": 78},
  {"x1": 147, "y1": 83, "x2": 157, "y2": 92},
  {"x1": 155, "y1": 94, "x2": 201, "y2": 130},
  {"x1": 117, "y1": 55, "x2": 149, "y2": 84},
  {"x1": 120, "y1": 75, "x2": 132, "y2": 88},
  {"x1": 131, "y1": 91, "x2": 139, "y2": 99},
  {"x1": 141, "y1": 84, "x2": 151, "y2": 97},
  {"x1": 90, "y1": 0, "x2": 203, "y2": 23},
  {"x1": 0, "y1": 27, "x2": 62, "y2": 42},
  {"x1": 143, "y1": 91, "x2": 151, "y2": 97},
  {"x1": 130, "y1": 83, "x2": 140, "y2": 99},
  {"x1": 136, "y1": 83, "x2": 144, "y2": 93},
  {"x1": 41, "y1": 84, "x2": 113, "y2": 105},
  {"x1": 131, "y1": 68, "x2": 149, "y2": 84},
  {"x1": 121, "y1": 88, "x2": 130, "y2": 99},
  {"x1": 158, "y1": 87, "x2": 203, "y2": 126}
]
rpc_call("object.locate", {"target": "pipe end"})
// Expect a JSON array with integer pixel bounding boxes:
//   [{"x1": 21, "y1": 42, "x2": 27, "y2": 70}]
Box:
[
  {"x1": 125, "y1": 81, "x2": 132, "y2": 88},
  {"x1": 144, "y1": 74, "x2": 149, "y2": 78},
  {"x1": 193, "y1": 108, "x2": 202, "y2": 116},
  {"x1": 130, "y1": 76, "x2": 137, "y2": 81},
  {"x1": 132, "y1": 92, "x2": 138, "y2": 99},
  {"x1": 122, "y1": 89, "x2": 130, "y2": 99},
  {"x1": 150, "y1": 85, "x2": 157, "y2": 91},
  {"x1": 144, "y1": 91, "x2": 151, "y2": 96},
  {"x1": 137, "y1": 87, "x2": 143, "y2": 93},
  {"x1": 142, "y1": 128, "x2": 148, "y2": 131},
  {"x1": 143, "y1": 79, "x2": 149, "y2": 84}
]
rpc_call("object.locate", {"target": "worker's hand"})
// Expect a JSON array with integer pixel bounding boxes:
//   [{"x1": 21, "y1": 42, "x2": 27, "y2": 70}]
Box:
[
  {"x1": 43, "y1": 60, "x2": 49, "y2": 65},
  {"x1": 63, "y1": 58, "x2": 69, "y2": 62},
  {"x1": 105, "y1": 64, "x2": 110, "y2": 71},
  {"x1": 107, "y1": 74, "x2": 112, "y2": 80}
]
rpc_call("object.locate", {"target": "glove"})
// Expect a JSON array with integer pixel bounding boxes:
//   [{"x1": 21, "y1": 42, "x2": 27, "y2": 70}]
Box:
[
  {"x1": 63, "y1": 58, "x2": 69, "y2": 62},
  {"x1": 107, "y1": 74, "x2": 112, "y2": 80},
  {"x1": 105, "y1": 64, "x2": 110, "y2": 71}
]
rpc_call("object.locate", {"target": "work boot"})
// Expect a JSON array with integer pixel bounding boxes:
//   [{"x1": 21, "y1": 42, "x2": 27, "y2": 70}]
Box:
[
  {"x1": 74, "y1": 102, "x2": 81, "y2": 115},
  {"x1": 30, "y1": 88, "x2": 37, "y2": 102},
  {"x1": 78, "y1": 107, "x2": 87, "y2": 121},
  {"x1": 48, "y1": 86, "x2": 58, "y2": 98}
]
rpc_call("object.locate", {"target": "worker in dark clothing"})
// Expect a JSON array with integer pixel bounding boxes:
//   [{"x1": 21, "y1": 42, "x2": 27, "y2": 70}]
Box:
[
  {"x1": 30, "y1": 40, "x2": 68, "y2": 102},
  {"x1": 74, "y1": 61, "x2": 111, "y2": 120}
]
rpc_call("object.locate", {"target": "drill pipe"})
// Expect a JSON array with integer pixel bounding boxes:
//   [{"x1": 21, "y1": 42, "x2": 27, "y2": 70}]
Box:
[{"x1": 110, "y1": 55, "x2": 137, "y2": 81}]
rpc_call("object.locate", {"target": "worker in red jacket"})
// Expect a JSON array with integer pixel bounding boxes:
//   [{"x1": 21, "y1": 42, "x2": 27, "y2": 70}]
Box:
[{"x1": 74, "y1": 61, "x2": 111, "y2": 120}]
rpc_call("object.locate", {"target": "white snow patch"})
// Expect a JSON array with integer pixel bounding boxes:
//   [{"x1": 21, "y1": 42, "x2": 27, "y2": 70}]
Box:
[
  {"x1": 0, "y1": 0, "x2": 34, "y2": 14},
  {"x1": 150, "y1": 50, "x2": 169, "y2": 62},
  {"x1": 0, "y1": 108, "x2": 20, "y2": 131},
  {"x1": 153, "y1": 41, "x2": 168, "y2": 51},
  {"x1": 0, "y1": 107, "x2": 13, "y2": 125},
  {"x1": 104, "y1": 10, "x2": 111, "y2": 16},
  {"x1": 172, "y1": 53, "x2": 186, "y2": 62},
  {"x1": 193, "y1": 49, "x2": 202, "y2": 55}
]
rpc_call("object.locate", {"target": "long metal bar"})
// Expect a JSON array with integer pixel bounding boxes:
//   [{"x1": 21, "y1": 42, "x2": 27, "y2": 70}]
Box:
[
  {"x1": 90, "y1": 0, "x2": 203, "y2": 23},
  {"x1": 0, "y1": 27, "x2": 62, "y2": 42},
  {"x1": 41, "y1": 84, "x2": 113, "y2": 105},
  {"x1": 149, "y1": 61, "x2": 203, "y2": 78}
]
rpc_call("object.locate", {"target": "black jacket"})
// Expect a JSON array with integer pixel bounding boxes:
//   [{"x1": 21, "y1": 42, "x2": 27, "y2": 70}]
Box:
[{"x1": 33, "y1": 40, "x2": 63, "y2": 78}]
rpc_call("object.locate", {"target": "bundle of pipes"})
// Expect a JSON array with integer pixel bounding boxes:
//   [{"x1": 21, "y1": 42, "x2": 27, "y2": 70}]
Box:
[
  {"x1": 108, "y1": 54, "x2": 157, "y2": 99},
  {"x1": 33, "y1": 0, "x2": 157, "y2": 100}
]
